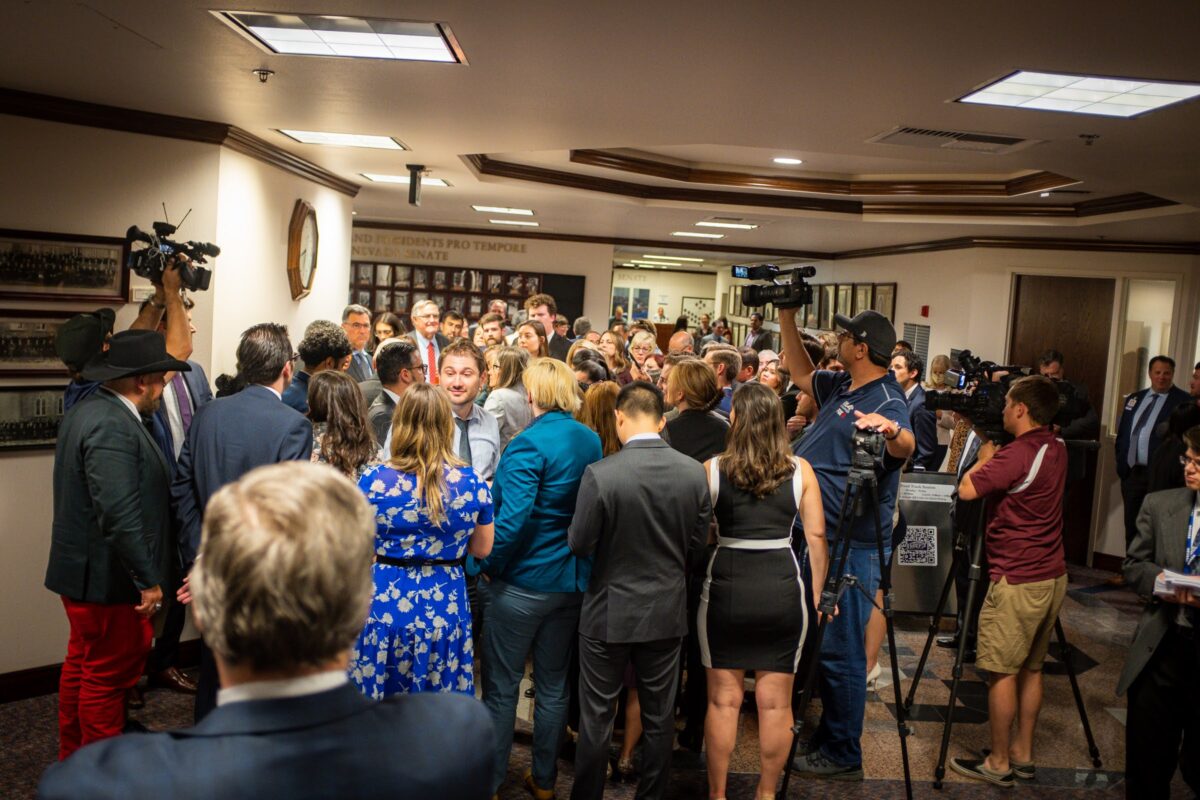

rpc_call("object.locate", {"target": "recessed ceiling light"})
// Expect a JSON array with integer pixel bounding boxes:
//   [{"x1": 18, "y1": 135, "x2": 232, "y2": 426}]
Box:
[
  {"x1": 641, "y1": 254, "x2": 704, "y2": 262},
  {"x1": 216, "y1": 12, "x2": 463, "y2": 63},
  {"x1": 472, "y1": 205, "x2": 534, "y2": 216},
  {"x1": 672, "y1": 231, "x2": 725, "y2": 239},
  {"x1": 696, "y1": 221, "x2": 758, "y2": 230},
  {"x1": 629, "y1": 260, "x2": 683, "y2": 267},
  {"x1": 489, "y1": 219, "x2": 539, "y2": 227},
  {"x1": 278, "y1": 129, "x2": 405, "y2": 149},
  {"x1": 622, "y1": 262, "x2": 637, "y2": 267},
  {"x1": 773, "y1": 157, "x2": 804, "y2": 165},
  {"x1": 959, "y1": 70, "x2": 1200, "y2": 117},
  {"x1": 361, "y1": 173, "x2": 450, "y2": 186},
  {"x1": 1040, "y1": 192, "x2": 1051, "y2": 198},
  {"x1": 351, "y1": 211, "x2": 358, "y2": 215}
]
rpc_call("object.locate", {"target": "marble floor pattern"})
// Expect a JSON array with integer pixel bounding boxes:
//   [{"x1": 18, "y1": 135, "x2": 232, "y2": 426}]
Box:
[{"x1": 2, "y1": 566, "x2": 1194, "y2": 799}]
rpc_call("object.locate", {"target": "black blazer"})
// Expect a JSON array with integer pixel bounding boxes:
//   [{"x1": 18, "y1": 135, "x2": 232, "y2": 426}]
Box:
[
  {"x1": 548, "y1": 332, "x2": 572, "y2": 362},
  {"x1": 905, "y1": 385, "x2": 939, "y2": 472},
  {"x1": 37, "y1": 684, "x2": 494, "y2": 800},
  {"x1": 368, "y1": 390, "x2": 397, "y2": 445},
  {"x1": 568, "y1": 438, "x2": 712, "y2": 643},
  {"x1": 665, "y1": 408, "x2": 729, "y2": 464},
  {"x1": 1115, "y1": 386, "x2": 1191, "y2": 479},
  {"x1": 45, "y1": 390, "x2": 172, "y2": 604},
  {"x1": 172, "y1": 384, "x2": 313, "y2": 566},
  {"x1": 744, "y1": 329, "x2": 774, "y2": 352}
]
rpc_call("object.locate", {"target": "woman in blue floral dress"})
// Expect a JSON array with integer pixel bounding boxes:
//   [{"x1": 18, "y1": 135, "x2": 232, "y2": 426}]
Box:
[{"x1": 350, "y1": 383, "x2": 494, "y2": 698}]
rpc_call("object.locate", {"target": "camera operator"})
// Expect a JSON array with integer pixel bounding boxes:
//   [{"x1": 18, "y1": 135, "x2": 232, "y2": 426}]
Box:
[
  {"x1": 949, "y1": 375, "x2": 1068, "y2": 787},
  {"x1": 778, "y1": 307, "x2": 913, "y2": 781}
]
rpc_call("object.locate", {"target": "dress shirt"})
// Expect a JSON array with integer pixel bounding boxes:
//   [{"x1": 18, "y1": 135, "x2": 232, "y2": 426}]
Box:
[
  {"x1": 162, "y1": 378, "x2": 193, "y2": 459},
  {"x1": 905, "y1": 383, "x2": 918, "y2": 400},
  {"x1": 100, "y1": 387, "x2": 140, "y2": 421},
  {"x1": 382, "y1": 387, "x2": 400, "y2": 405},
  {"x1": 217, "y1": 670, "x2": 348, "y2": 707},
  {"x1": 1131, "y1": 391, "x2": 1167, "y2": 467},
  {"x1": 413, "y1": 331, "x2": 440, "y2": 371},
  {"x1": 624, "y1": 432, "x2": 662, "y2": 445},
  {"x1": 263, "y1": 384, "x2": 282, "y2": 401},
  {"x1": 452, "y1": 403, "x2": 500, "y2": 482}
]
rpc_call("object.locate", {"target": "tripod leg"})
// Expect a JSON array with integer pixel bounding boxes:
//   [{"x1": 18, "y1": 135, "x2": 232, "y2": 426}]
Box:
[
  {"x1": 905, "y1": 533, "x2": 965, "y2": 711},
  {"x1": 1054, "y1": 617, "x2": 1103, "y2": 768},
  {"x1": 870, "y1": 481, "x2": 913, "y2": 800}
]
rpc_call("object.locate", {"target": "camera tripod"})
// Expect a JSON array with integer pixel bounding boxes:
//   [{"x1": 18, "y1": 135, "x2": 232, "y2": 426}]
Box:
[
  {"x1": 903, "y1": 498, "x2": 1102, "y2": 789},
  {"x1": 778, "y1": 457, "x2": 913, "y2": 800}
]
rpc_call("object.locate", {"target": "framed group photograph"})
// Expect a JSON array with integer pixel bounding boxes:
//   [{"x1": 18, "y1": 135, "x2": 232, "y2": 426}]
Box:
[
  {"x1": 0, "y1": 309, "x2": 79, "y2": 376},
  {"x1": 873, "y1": 283, "x2": 896, "y2": 321},
  {"x1": 354, "y1": 263, "x2": 373, "y2": 285},
  {"x1": 374, "y1": 264, "x2": 391, "y2": 287},
  {"x1": 853, "y1": 283, "x2": 874, "y2": 315},
  {"x1": 0, "y1": 385, "x2": 65, "y2": 451},
  {"x1": 0, "y1": 230, "x2": 130, "y2": 304},
  {"x1": 611, "y1": 287, "x2": 630, "y2": 318},
  {"x1": 836, "y1": 284, "x2": 853, "y2": 319},
  {"x1": 819, "y1": 284, "x2": 837, "y2": 330}
]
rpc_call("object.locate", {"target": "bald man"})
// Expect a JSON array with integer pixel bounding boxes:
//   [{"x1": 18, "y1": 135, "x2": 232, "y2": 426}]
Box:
[{"x1": 668, "y1": 330, "x2": 694, "y2": 355}]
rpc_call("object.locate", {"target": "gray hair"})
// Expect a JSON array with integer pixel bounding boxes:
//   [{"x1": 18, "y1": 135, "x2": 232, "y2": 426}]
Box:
[
  {"x1": 573, "y1": 316, "x2": 592, "y2": 337},
  {"x1": 191, "y1": 462, "x2": 375, "y2": 672},
  {"x1": 341, "y1": 304, "x2": 370, "y2": 322}
]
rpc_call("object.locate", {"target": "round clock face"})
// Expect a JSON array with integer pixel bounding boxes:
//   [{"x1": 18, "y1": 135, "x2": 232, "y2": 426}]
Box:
[{"x1": 298, "y1": 214, "x2": 317, "y2": 287}]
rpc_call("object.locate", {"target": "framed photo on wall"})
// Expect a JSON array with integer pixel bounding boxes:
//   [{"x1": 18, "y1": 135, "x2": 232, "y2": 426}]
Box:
[
  {"x1": 819, "y1": 284, "x2": 836, "y2": 330},
  {"x1": 0, "y1": 385, "x2": 66, "y2": 451},
  {"x1": 393, "y1": 265, "x2": 411, "y2": 288},
  {"x1": 611, "y1": 287, "x2": 631, "y2": 318},
  {"x1": 354, "y1": 263, "x2": 373, "y2": 284},
  {"x1": 412, "y1": 268, "x2": 427, "y2": 290},
  {"x1": 0, "y1": 230, "x2": 129, "y2": 303},
  {"x1": 631, "y1": 288, "x2": 651, "y2": 320},
  {"x1": 836, "y1": 284, "x2": 853, "y2": 319},
  {"x1": 679, "y1": 296, "x2": 715, "y2": 329},
  {"x1": 354, "y1": 289, "x2": 371, "y2": 308},
  {"x1": 374, "y1": 264, "x2": 392, "y2": 287},
  {"x1": 853, "y1": 283, "x2": 874, "y2": 315},
  {"x1": 0, "y1": 309, "x2": 78, "y2": 376},
  {"x1": 873, "y1": 283, "x2": 896, "y2": 321}
]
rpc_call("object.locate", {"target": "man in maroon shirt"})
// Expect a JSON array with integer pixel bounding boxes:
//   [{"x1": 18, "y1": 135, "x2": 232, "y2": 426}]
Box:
[{"x1": 949, "y1": 375, "x2": 1068, "y2": 787}]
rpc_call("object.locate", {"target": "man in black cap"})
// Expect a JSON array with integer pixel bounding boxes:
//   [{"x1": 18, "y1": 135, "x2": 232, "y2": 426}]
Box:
[
  {"x1": 45, "y1": 330, "x2": 190, "y2": 760},
  {"x1": 55, "y1": 308, "x2": 117, "y2": 411},
  {"x1": 778, "y1": 307, "x2": 914, "y2": 781}
]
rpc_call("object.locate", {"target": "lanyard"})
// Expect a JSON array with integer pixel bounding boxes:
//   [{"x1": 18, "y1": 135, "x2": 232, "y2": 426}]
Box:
[{"x1": 1187, "y1": 499, "x2": 1200, "y2": 575}]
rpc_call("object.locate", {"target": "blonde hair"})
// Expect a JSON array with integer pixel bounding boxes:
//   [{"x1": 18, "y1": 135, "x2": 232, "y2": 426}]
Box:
[
  {"x1": 191, "y1": 462, "x2": 375, "y2": 671},
  {"x1": 667, "y1": 359, "x2": 719, "y2": 411},
  {"x1": 926, "y1": 354, "x2": 951, "y2": 389},
  {"x1": 524, "y1": 357, "x2": 582, "y2": 414},
  {"x1": 629, "y1": 330, "x2": 657, "y2": 352},
  {"x1": 388, "y1": 383, "x2": 463, "y2": 524}
]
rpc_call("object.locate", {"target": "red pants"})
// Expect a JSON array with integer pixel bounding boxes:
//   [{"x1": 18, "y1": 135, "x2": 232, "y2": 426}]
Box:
[{"x1": 58, "y1": 597, "x2": 153, "y2": 760}]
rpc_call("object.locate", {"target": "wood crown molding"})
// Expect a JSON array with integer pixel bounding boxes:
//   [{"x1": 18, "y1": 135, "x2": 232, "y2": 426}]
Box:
[
  {"x1": 570, "y1": 149, "x2": 1079, "y2": 198},
  {"x1": 356, "y1": 220, "x2": 1200, "y2": 260},
  {"x1": 470, "y1": 153, "x2": 1178, "y2": 220},
  {"x1": 0, "y1": 88, "x2": 360, "y2": 197}
]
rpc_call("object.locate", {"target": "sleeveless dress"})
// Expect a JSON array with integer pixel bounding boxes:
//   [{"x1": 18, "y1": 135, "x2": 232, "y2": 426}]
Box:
[{"x1": 698, "y1": 457, "x2": 808, "y2": 673}]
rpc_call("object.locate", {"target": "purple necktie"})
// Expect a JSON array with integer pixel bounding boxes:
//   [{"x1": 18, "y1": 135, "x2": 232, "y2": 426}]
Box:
[{"x1": 171, "y1": 373, "x2": 193, "y2": 432}]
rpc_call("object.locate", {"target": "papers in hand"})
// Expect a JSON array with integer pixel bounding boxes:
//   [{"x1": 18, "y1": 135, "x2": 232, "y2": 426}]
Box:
[{"x1": 1153, "y1": 570, "x2": 1200, "y2": 600}]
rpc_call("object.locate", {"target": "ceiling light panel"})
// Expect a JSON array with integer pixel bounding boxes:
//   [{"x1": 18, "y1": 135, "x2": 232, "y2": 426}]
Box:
[
  {"x1": 472, "y1": 205, "x2": 534, "y2": 215},
  {"x1": 672, "y1": 231, "x2": 724, "y2": 239},
  {"x1": 695, "y1": 221, "x2": 758, "y2": 230},
  {"x1": 489, "y1": 219, "x2": 539, "y2": 227},
  {"x1": 361, "y1": 173, "x2": 450, "y2": 186},
  {"x1": 773, "y1": 157, "x2": 803, "y2": 165},
  {"x1": 278, "y1": 129, "x2": 405, "y2": 149},
  {"x1": 217, "y1": 12, "x2": 462, "y2": 63},
  {"x1": 629, "y1": 260, "x2": 683, "y2": 267},
  {"x1": 641, "y1": 254, "x2": 704, "y2": 262},
  {"x1": 959, "y1": 70, "x2": 1200, "y2": 117}
]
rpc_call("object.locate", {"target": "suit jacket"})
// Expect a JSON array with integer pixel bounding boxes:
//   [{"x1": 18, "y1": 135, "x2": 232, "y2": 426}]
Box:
[
  {"x1": 368, "y1": 390, "x2": 397, "y2": 445},
  {"x1": 346, "y1": 351, "x2": 375, "y2": 383},
  {"x1": 478, "y1": 411, "x2": 602, "y2": 593},
  {"x1": 547, "y1": 332, "x2": 572, "y2": 362},
  {"x1": 36, "y1": 683, "x2": 493, "y2": 800},
  {"x1": 568, "y1": 439, "x2": 711, "y2": 642},
  {"x1": 905, "y1": 385, "x2": 940, "y2": 472},
  {"x1": 744, "y1": 329, "x2": 774, "y2": 352},
  {"x1": 172, "y1": 384, "x2": 313, "y2": 566},
  {"x1": 281, "y1": 370, "x2": 311, "y2": 414},
  {"x1": 45, "y1": 390, "x2": 171, "y2": 604},
  {"x1": 359, "y1": 377, "x2": 383, "y2": 408},
  {"x1": 1115, "y1": 386, "x2": 1191, "y2": 479},
  {"x1": 664, "y1": 408, "x2": 729, "y2": 464},
  {"x1": 483, "y1": 386, "x2": 533, "y2": 452},
  {"x1": 1117, "y1": 487, "x2": 1197, "y2": 695}
]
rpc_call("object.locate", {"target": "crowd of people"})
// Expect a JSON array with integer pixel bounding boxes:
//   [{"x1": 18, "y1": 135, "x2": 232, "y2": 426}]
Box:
[{"x1": 37, "y1": 256, "x2": 1200, "y2": 798}]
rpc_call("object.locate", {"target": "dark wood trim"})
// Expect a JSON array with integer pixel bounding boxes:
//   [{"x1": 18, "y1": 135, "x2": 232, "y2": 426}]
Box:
[
  {"x1": 0, "y1": 88, "x2": 360, "y2": 197},
  {"x1": 0, "y1": 639, "x2": 200, "y2": 703},
  {"x1": 1091, "y1": 552, "x2": 1123, "y2": 573},
  {"x1": 1074, "y1": 192, "x2": 1176, "y2": 217},
  {"x1": 833, "y1": 236, "x2": 1200, "y2": 260},
  {"x1": 353, "y1": 220, "x2": 834, "y2": 259},
  {"x1": 570, "y1": 149, "x2": 1079, "y2": 198},
  {"x1": 862, "y1": 202, "x2": 1077, "y2": 218}
]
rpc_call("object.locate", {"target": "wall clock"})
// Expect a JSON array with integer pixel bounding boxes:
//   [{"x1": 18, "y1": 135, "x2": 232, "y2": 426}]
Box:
[{"x1": 286, "y1": 199, "x2": 318, "y2": 301}]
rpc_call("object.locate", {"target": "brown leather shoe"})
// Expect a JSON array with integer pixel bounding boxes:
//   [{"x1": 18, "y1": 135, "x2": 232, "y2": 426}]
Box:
[
  {"x1": 148, "y1": 667, "x2": 198, "y2": 694},
  {"x1": 126, "y1": 685, "x2": 145, "y2": 710}
]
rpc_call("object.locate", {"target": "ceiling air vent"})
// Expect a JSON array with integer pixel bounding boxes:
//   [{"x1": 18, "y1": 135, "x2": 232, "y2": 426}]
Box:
[{"x1": 866, "y1": 126, "x2": 1041, "y2": 155}]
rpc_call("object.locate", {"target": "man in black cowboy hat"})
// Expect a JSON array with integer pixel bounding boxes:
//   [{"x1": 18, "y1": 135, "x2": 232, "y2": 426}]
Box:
[{"x1": 45, "y1": 329, "x2": 190, "y2": 760}]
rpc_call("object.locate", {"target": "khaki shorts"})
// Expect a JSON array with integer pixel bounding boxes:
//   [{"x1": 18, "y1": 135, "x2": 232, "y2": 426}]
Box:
[{"x1": 976, "y1": 574, "x2": 1067, "y2": 675}]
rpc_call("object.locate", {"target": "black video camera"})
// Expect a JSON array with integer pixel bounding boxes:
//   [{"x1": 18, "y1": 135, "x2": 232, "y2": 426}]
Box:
[
  {"x1": 125, "y1": 222, "x2": 219, "y2": 292},
  {"x1": 732, "y1": 264, "x2": 816, "y2": 310}
]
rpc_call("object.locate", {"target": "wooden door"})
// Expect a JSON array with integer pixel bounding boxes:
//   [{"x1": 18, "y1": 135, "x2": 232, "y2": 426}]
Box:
[{"x1": 1008, "y1": 274, "x2": 1115, "y2": 565}]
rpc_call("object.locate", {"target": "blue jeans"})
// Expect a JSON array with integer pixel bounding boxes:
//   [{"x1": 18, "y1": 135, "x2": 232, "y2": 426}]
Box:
[
  {"x1": 481, "y1": 579, "x2": 582, "y2": 794},
  {"x1": 807, "y1": 543, "x2": 887, "y2": 768}
]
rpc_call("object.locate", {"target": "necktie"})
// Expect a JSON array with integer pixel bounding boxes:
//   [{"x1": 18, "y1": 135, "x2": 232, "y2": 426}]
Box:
[
  {"x1": 428, "y1": 341, "x2": 439, "y2": 385},
  {"x1": 171, "y1": 373, "x2": 193, "y2": 433},
  {"x1": 1128, "y1": 393, "x2": 1160, "y2": 467},
  {"x1": 357, "y1": 352, "x2": 372, "y2": 377},
  {"x1": 456, "y1": 417, "x2": 472, "y2": 465}
]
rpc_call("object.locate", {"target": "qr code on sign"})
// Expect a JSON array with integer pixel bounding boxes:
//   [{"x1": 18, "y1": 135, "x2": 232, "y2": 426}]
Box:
[{"x1": 897, "y1": 526, "x2": 937, "y2": 567}]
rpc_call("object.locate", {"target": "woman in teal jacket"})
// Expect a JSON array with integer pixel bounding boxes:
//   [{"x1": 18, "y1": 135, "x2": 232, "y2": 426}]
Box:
[{"x1": 479, "y1": 358, "x2": 602, "y2": 799}]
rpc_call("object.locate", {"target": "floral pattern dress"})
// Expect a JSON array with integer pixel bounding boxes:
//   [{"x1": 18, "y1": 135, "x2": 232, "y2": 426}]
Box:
[{"x1": 349, "y1": 462, "x2": 494, "y2": 698}]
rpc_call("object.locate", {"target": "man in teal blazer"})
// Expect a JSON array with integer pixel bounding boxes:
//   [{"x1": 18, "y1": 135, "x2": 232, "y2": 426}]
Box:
[{"x1": 44, "y1": 330, "x2": 189, "y2": 760}]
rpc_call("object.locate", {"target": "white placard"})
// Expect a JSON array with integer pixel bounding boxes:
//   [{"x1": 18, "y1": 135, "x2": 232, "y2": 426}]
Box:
[{"x1": 897, "y1": 481, "x2": 955, "y2": 504}]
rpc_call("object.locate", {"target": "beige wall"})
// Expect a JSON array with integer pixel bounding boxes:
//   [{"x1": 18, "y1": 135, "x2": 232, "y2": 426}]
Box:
[
  {"x1": 0, "y1": 115, "x2": 354, "y2": 673},
  {"x1": 609, "y1": 267, "x2": 717, "y2": 326}
]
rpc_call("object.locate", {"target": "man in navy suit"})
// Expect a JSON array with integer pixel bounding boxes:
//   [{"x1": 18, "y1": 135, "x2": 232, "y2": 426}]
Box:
[
  {"x1": 1115, "y1": 355, "x2": 1191, "y2": 549},
  {"x1": 172, "y1": 322, "x2": 313, "y2": 720},
  {"x1": 890, "y1": 349, "x2": 939, "y2": 471},
  {"x1": 39, "y1": 462, "x2": 493, "y2": 800}
]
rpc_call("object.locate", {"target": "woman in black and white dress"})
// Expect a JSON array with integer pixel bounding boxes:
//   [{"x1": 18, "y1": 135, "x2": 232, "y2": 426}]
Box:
[{"x1": 699, "y1": 382, "x2": 828, "y2": 800}]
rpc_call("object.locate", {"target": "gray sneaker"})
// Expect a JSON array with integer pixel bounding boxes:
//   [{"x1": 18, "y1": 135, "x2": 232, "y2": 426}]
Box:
[{"x1": 789, "y1": 750, "x2": 864, "y2": 781}]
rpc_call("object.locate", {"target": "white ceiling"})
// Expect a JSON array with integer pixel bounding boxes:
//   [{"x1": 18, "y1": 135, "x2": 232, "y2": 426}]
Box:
[{"x1": 1, "y1": 0, "x2": 1198, "y2": 256}]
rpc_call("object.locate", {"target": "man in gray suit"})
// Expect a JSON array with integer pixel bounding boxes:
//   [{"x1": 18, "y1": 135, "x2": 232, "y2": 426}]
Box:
[
  {"x1": 567, "y1": 381, "x2": 712, "y2": 800},
  {"x1": 1117, "y1": 423, "x2": 1200, "y2": 797}
]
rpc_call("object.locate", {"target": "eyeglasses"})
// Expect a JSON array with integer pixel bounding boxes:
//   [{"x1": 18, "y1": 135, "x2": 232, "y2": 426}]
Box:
[
  {"x1": 1180, "y1": 455, "x2": 1200, "y2": 471},
  {"x1": 345, "y1": 322, "x2": 370, "y2": 330},
  {"x1": 406, "y1": 362, "x2": 428, "y2": 374},
  {"x1": 289, "y1": 352, "x2": 299, "y2": 363}
]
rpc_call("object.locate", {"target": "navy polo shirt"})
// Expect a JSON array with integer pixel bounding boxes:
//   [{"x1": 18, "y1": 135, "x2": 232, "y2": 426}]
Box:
[{"x1": 793, "y1": 369, "x2": 911, "y2": 546}]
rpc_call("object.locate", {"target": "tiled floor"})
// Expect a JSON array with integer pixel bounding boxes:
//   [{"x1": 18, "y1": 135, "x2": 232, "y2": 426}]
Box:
[{"x1": 2, "y1": 566, "x2": 1193, "y2": 798}]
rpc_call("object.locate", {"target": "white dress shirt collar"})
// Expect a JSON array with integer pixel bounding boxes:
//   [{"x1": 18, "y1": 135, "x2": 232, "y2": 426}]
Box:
[
  {"x1": 217, "y1": 670, "x2": 348, "y2": 707},
  {"x1": 624, "y1": 432, "x2": 661, "y2": 445},
  {"x1": 100, "y1": 386, "x2": 141, "y2": 421}
]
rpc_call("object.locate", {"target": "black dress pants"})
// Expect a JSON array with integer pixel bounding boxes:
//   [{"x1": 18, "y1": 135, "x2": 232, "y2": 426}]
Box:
[
  {"x1": 145, "y1": 596, "x2": 187, "y2": 674},
  {"x1": 572, "y1": 635, "x2": 682, "y2": 800},
  {"x1": 194, "y1": 640, "x2": 218, "y2": 723},
  {"x1": 1120, "y1": 467, "x2": 1150, "y2": 548},
  {"x1": 1125, "y1": 626, "x2": 1200, "y2": 799}
]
